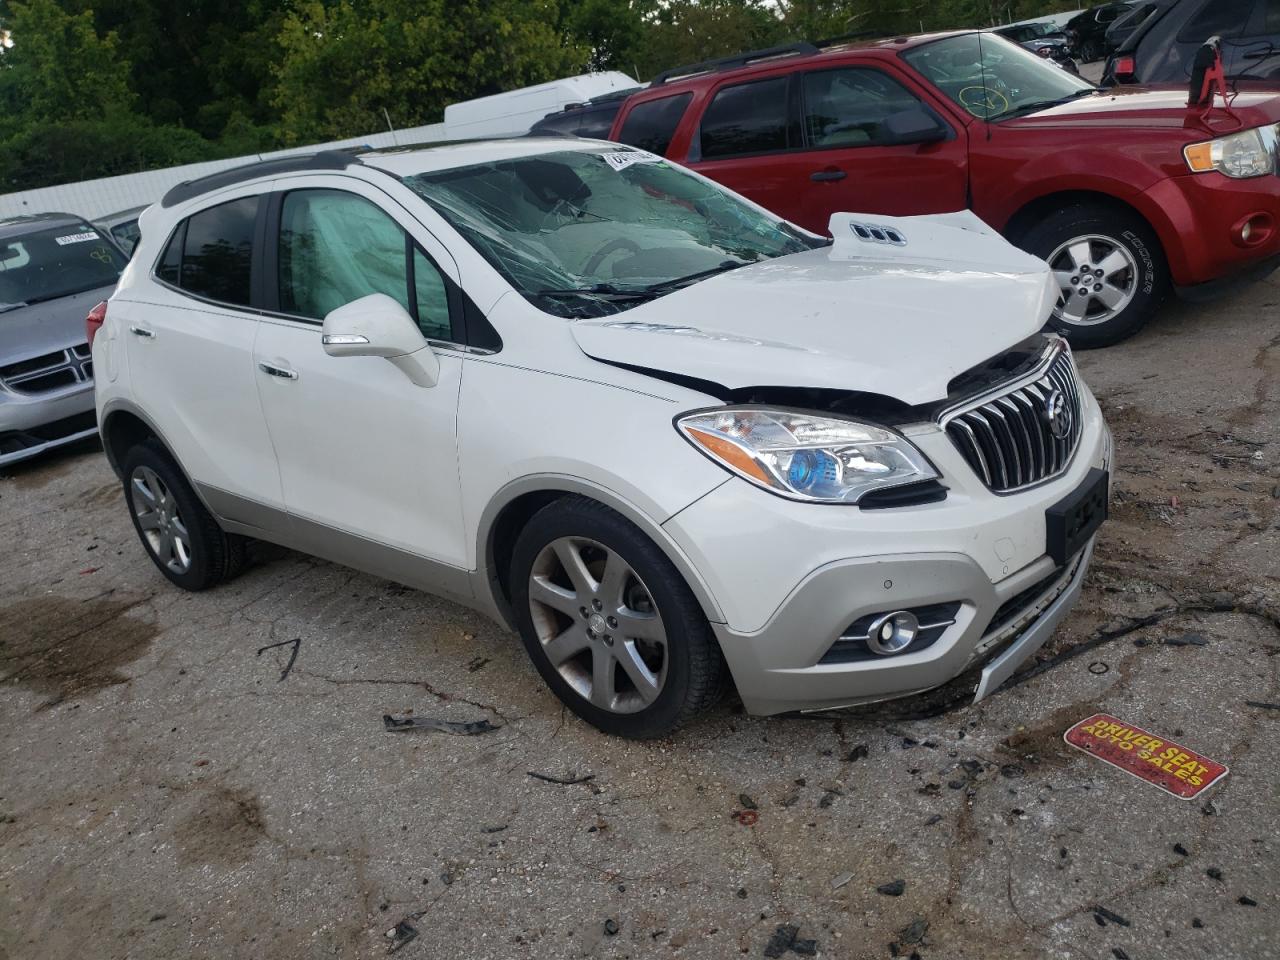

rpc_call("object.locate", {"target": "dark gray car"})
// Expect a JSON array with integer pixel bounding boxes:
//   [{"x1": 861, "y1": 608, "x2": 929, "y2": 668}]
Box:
[
  {"x1": 1, "y1": 212, "x2": 127, "y2": 468},
  {"x1": 1104, "y1": 0, "x2": 1280, "y2": 85}
]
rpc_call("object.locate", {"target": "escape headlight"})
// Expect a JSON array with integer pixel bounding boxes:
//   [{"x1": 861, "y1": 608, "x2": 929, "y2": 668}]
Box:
[
  {"x1": 1183, "y1": 126, "x2": 1276, "y2": 179},
  {"x1": 676, "y1": 408, "x2": 937, "y2": 504}
]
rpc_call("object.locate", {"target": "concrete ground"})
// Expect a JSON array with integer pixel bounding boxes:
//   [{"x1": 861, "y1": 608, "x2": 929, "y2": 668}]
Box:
[{"x1": 1, "y1": 277, "x2": 1278, "y2": 960}]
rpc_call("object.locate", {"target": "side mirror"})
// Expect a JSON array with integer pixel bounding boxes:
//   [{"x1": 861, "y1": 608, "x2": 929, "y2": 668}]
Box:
[
  {"x1": 882, "y1": 109, "x2": 948, "y2": 146},
  {"x1": 321, "y1": 293, "x2": 440, "y2": 388}
]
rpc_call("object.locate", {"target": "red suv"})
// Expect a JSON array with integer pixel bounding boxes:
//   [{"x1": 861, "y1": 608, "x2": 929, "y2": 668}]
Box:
[{"x1": 609, "y1": 32, "x2": 1280, "y2": 347}]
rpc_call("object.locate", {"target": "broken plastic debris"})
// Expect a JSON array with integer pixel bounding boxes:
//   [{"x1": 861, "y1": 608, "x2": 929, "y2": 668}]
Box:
[
  {"x1": 831, "y1": 872, "x2": 854, "y2": 890},
  {"x1": 385, "y1": 919, "x2": 418, "y2": 954},
  {"x1": 383, "y1": 714, "x2": 498, "y2": 735}
]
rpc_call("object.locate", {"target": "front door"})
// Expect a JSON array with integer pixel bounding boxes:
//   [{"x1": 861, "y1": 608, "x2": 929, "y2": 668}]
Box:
[
  {"x1": 789, "y1": 66, "x2": 969, "y2": 232},
  {"x1": 252, "y1": 179, "x2": 470, "y2": 576}
]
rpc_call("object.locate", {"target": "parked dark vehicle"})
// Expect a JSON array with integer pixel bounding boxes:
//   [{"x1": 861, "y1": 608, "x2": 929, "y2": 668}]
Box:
[
  {"x1": 1065, "y1": 2, "x2": 1136, "y2": 61},
  {"x1": 1104, "y1": 0, "x2": 1280, "y2": 86},
  {"x1": 528, "y1": 87, "x2": 640, "y2": 139},
  {"x1": 1102, "y1": 0, "x2": 1175, "y2": 53},
  {"x1": 93, "y1": 205, "x2": 148, "y2": 257},
  {"x1": 994, "y1": 23, "x2": 1081, "y2": 74},
  {"x1": 0, "y1": 213, "x2": 126, "y2": 467}
]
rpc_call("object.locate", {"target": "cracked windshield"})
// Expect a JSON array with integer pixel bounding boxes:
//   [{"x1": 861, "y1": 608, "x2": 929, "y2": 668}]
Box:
[{"x1": 407, "y1": 148, "x2": 819, "y2": 317}]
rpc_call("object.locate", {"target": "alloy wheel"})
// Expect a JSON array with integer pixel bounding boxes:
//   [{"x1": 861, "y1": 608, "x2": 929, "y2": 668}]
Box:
[
  {"x1": 1048, "y1": 233, "x2": 1138, "y2": 327},
  {"x1": 527, "y1": 536, "x2": 668, "y2": 714},
  {"x1": 130, "y1": 465, "x2": 192, "y2": 574},
  {"x1": 1049, "y1": 232, "x2": 1141, "y2": 327}
]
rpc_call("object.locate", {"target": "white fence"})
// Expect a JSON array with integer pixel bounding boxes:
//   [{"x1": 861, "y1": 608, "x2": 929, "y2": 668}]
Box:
[{"x1": 0, "y1": 121, "x2": 448, "y2": 221}]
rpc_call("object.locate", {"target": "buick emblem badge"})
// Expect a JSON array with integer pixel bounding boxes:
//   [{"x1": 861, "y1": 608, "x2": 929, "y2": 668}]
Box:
[{"x1": 1044, "y1": 389, "x2": 1072, "y2": 440}]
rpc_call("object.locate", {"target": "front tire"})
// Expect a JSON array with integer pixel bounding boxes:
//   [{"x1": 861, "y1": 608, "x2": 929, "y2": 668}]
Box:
[
  {"x1": 509, "y1": 496, "x2": 726, "y2": 739},
  {"x1": 121, "y1": 439, "x2": 245, "y2": 591},
  {"x1": 1013, "y1": 202, "x2": 1168, "y2": 349}
]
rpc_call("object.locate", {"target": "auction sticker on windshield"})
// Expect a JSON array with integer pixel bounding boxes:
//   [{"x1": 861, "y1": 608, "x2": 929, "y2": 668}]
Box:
[
  {"x1": 600, "y1": 151, "x2": 663, "y2": 172},
  {"x1": 1064, "y1": 713, "x2": 1227, "y2": 799},
  {"x1": 55, "y1": 232, "x2": 99, "y2": 245}
]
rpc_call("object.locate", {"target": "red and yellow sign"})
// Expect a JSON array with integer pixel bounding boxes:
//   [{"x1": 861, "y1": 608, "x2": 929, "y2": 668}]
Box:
[{"x1": 1064, "y1": 713, "x2": 1228, "y2": 800}]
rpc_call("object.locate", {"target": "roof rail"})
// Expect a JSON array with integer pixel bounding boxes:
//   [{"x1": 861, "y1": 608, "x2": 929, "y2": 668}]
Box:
[
  {"x1": 160, "y1": 150, "x2": 365, "y2": 209},
  {"x1": 649, "y1": 42, "x2": 820, "y2": 86}
]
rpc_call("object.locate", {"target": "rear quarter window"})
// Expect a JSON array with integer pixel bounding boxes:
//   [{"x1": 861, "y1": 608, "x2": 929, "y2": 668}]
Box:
[{"x1": 617, "y1": 93, "x2": 692, "y2": 155}]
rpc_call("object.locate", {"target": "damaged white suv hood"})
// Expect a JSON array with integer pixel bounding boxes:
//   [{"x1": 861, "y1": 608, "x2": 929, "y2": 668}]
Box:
[{"x1": 571, "y1": 211, "x2": 1058, "y2": 406}]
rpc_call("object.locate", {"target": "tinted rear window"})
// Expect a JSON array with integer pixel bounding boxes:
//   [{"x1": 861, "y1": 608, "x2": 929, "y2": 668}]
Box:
[
  {"x1": 617, "y1": 94, "x2": 691, "y2": 155},
  {"x1": 176, "y1": 196, "x2": 258, "y2": 305},
  {"x1": 699, "y1": 77, "x2": 790, "y2": 159},
  {"x1": 0, "y1": 224, "x2": 125, "y2": 308},
  {"x1": 1177, "y1": 0, "x2": 1254, "y2": 39}
]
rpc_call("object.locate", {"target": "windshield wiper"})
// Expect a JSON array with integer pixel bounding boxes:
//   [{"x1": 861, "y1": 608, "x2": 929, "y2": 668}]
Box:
[
  {"x1": 534, "y1": 283, "x2": 657, "y2": 302},
  {"x1": 639, "y1": 260, "x2": 746, "y2": 295},
  {"x1": 995, "y1": 87, "x2": 1096, "y2": 121}
]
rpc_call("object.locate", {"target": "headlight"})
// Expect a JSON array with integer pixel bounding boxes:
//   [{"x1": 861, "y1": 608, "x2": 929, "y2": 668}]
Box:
[
  {"x1": 1183, "y1": 126, "x2": 1277, "y2": 179},
  {"x1": 676, "y1": 408, "x2": 937, "y2": 504}
]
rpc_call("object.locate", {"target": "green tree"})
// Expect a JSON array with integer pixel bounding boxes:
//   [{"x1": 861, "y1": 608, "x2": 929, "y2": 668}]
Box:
[
  {"x1": 272, "y1": 0, "x2": 589, "y2": 144},
  {"x1": 0, "y1": 0, "x2": 134, "y2": 134},
  {"x1": 630, "y1": 0, "x2": 783, "y2": 80}
]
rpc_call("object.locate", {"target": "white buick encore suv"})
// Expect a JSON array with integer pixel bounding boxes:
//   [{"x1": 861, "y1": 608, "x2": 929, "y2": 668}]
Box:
[{"x1": 92, "y1": 139, "x2": 1111, "y2": 738}]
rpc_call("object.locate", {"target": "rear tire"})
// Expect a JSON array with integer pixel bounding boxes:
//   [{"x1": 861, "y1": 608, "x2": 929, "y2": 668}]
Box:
[
  {"x1": 509, "y1": 496, "x2": 726, "y2": 739},
  {"x1": 121, "y1": 439, "x2": 245, "y2": 591},
  {"x1": 1013, "y1": 202, "x2": 1168, "y2": 349}
]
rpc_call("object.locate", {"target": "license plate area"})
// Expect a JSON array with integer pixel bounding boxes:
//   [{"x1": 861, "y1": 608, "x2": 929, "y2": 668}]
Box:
[{"x1": 1046, "y1": 468, "x2": 1108, "y2": 566}]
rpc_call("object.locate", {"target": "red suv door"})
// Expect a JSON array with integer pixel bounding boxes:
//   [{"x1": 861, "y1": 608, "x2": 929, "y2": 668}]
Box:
[{"x1": 683, "y1": 62, "x2": 969, "y2": 235}]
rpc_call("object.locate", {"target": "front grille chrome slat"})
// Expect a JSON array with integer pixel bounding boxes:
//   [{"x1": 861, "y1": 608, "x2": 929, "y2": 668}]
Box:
[{"x1": 942, "y1": 345, "x2": 1083, "y2": 494}]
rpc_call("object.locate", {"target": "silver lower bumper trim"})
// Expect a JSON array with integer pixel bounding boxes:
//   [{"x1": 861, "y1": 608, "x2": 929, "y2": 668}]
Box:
[{"x1": 973, "y1": 539, "x2": 1095, "y2": 702}]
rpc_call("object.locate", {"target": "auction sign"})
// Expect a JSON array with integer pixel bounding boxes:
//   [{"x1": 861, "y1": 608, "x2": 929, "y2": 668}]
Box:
[{"x1": 1064, "y1": 713, "x2": 1228, "y2": 800}]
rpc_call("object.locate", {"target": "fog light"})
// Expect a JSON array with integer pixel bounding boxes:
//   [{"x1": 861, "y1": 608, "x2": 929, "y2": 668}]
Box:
[{"x1": 865, "y1": 610, "x2": 919, "y2": 655}]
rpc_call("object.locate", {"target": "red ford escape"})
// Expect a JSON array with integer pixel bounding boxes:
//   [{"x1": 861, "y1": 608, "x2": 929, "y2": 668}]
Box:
[{"x1": 609, "y1": 32, "x2": 1280, "y2": 347}]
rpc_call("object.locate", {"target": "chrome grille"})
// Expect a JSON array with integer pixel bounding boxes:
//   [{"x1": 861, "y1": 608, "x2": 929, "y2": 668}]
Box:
[
  {"x1": 0, "y1": 343, "x2": 93, "y2": 396},
  {"x1": 943, "y1": 345, "x2": 1082, "y2": 493}
]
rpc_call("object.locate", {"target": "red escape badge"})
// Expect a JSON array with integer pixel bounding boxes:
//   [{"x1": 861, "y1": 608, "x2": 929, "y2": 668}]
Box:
[{"x1": 1064, "y1": 713, "x2": 1228, "y2": 800}]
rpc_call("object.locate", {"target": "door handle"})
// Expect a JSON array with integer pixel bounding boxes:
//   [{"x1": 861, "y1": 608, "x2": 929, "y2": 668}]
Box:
[
  {"x1": 258, "y1": 361, "x2": 298, "y2": 380},
  {"x1": 810, "y1": 168, "x2": 847, "y2": 182},
  {"x1": 129, "y1": 326, "x2": 156, "y2": 339}
]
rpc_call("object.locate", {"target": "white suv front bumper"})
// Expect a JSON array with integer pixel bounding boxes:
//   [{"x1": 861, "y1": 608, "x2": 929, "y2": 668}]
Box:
[{"x1": 661, "y1": 383, "x2": 1111, "y2": 716}]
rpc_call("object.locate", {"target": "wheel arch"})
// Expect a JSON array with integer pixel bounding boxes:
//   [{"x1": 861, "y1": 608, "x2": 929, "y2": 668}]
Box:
[
  {"x1": 477, "y1": 475, "x2": 727, "y2": 633},
  {"x1": 1003, "y1": 189, "x2": 1163, "y2": 255}
]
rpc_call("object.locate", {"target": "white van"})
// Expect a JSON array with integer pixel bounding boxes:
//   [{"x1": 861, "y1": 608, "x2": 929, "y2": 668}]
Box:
[{"x1": 443, "y1": 71, "x2": 638, "y2": 140}]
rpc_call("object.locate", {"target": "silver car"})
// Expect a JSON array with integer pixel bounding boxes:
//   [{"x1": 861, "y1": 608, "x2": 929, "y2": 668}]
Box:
[
  {"x1": 94, "y1": 205, "x2": 148, "y2": 257},
  {"x1": 1, "y1": 212, "x2": 126, "y2": 468}
]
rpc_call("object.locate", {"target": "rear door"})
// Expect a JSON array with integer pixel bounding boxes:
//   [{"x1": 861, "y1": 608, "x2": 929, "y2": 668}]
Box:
[
  {"x1": 789, "y1": 65, "x2": 968, "y2": 231},
  {"x1": 124, "y1": 189, "x2": 284, "y2": 516}
]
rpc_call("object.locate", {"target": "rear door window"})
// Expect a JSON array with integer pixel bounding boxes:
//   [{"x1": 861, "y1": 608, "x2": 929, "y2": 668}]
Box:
[
  {"x1": 800, "y1": 68, "x2": 929, "y2": 149},
  {"x1": 177, "y1": 196, "x2": 259, "y2": 305},
  {"x1": 699, "y1": 77, "x2": 790, "y2": 160},
  {"x1": 1176, "y1": 0, "x2": 1256, "y2": 39},
  {"x1": 0, "y1": 224, "x2": 124, "y2": 307},
  {"x1": 277, "y1": 189, "x2": 455, "y2": 341},
  {"x1": 617, "y1": 94, "x2": 692, "y2": 155}
]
